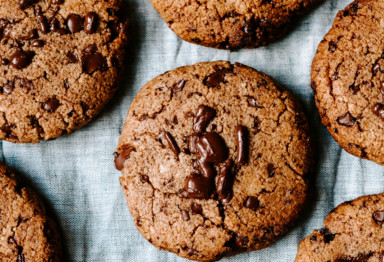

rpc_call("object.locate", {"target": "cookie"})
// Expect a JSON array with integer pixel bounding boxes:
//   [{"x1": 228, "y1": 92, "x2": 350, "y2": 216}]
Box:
[
  {"x1": 295, "y1": 193, "x2": 384, "y2": 261},
  {"x1": 312, "y1": 0, "x2": 384, "y2": 165},
  {"x1": 150, "y1": 0, "x2": 315, "y2": 49},
  {"x1": 0, "y1": 0, "x2": 128, "y2": 143},
  {"x1": 0, "y1": 162, "x2": 61, "y2": 261},
  {"x1": 115, "y1": 61, "x2": 313, "y2": 261}
]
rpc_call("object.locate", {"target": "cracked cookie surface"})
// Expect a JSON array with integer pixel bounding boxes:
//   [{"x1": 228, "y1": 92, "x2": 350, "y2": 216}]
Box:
[
  {"x1": 0, "y1": 162, "x2": 61, "y2": 261},
  {"x1": 150, "y1": 0, "x2": 316, "y2": 49},
  {"x1": 116, "y1": 61, "x2": 313, "y2": 261},
  {"x1": 312, "y1": 0, "x2": 384, "y2": 165},
  {"x1": 0, "y1": 0, "x2": 128, "y2": 143},
  {"x1": 295, "y1": 193, "x2": 384, "y2": 261}
]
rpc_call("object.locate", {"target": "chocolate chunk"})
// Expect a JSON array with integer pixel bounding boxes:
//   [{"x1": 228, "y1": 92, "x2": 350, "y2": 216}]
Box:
[
  {"x1": 204, "y1": 68, "x2": 227, "y2": 87},
  {"x1": 140, "y1": 175, "x2": 149, "y2": 183},
  {"x1": 185, "y1": 173, "x2": 211, "y2": 199},
  {"x1": 67, "y1": 52, "x2": 78, "y2": 63},
  {"x1": 67, "y1": 14, "x2": 83, "y2": 34},
  {"x1": 3, "y1": 81, "x2": 14, "y2": 94},
  {"x1": 31, "y1": 40, "x2": 44, "y2": 47},
  {"x1": 19, "y1": 0, "x2": 38, "y2": 9},
  {"x1": 37, "y1": 15, "x2": 49, "y2": 34},
  {"x1": 10, "y1": 50, "x2": 32, "y2": 69},
  {"x1": 373, "y1": 210, "x2": 384, "y2": 226},
  {"x1": 191, "y1": 202, "x2": 202, "y2": 214},
  {"x1": 2, "y1": 59, "x2": 9, "y2": 65},
  {"x1": 82, "y1": 52, "x2": 106, "y2": 74},
  {"x1": 267, "y1": 163, "x2": 276, "y2": 177},
  {"x1": 84, "y1": 12, "x2": 98, "y2": 34},
  {"x1": 108, "y1": 20, "x2": 122, "y2": 41},
  {"x1": 235, "y1": 235, "x2": 249, "y2": 247},
  {"x1": 216, "y1": 159, "x2": 234, "y2": 201},
  {"x1": 372, "y1": 103, "x2": 384, "y2": 121},
  {"x1": 173, "y1": 79, "x2": 186, "y2": 93},
  {"x1": 161, "y1": 131, "x2": 180, "y2": 157},
  {"x1": 337, "y1": 112, "x2": 355, "y2": 127},
  {"x1": 196, "y1": 132, "x2": 228, "y2": 163},
  {"x1": 114, "y1": 146, "x2": 135, "y2": 171},
  {"x1": 193, "y1": 105, "x2": 216, "y2": 134},
  {"x1": 182, "y1": 210, "x2": 190, "y2": 221},
  {"x1": 197, "y1": 158, "x2": 216, "y2": 179},
  {"x1": 188, "y1": 134, "x2": 199, "y2": 154},
  {"x1": 43, "y1": 98, "x2": 60, "y2": 112},
  {"x1": 235, "y1": 125, "x2": 248, "y2": 165},
  {"x1": 320, "y1": 228, "x2": 335, "y2": 243},
  {"x1": 245, "y1": 196, "x2": 259, "y2": 211}
]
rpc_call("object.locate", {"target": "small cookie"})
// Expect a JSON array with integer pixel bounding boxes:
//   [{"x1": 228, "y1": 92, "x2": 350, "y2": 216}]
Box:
[
  {"x1": 0, "y1": 162, "x2": 61, "y2": 261},
  {"x1": 0, "y1": 0, "x2": 128, "y2": 143},
  {"x1": 312, "y1": 0, "x2": 384, "y2": 165},
  {"x1": 150, "y1": 0, "x2": 315, "y2": 49},
  {"x1": 296, "y1": 193, "x2": 384, "y2": 261},
  {"x1": 116, "y1": 61, "x2": 312, "y2": 261}
]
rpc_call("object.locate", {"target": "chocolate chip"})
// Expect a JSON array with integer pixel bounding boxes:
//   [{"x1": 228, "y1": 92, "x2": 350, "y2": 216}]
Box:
[
  {"x1": 182, "y1": 210, "x2": 190, "y2": 221},
  {"x1": 267, "y1": 163, "x2": 276, "y2": 177},
  {"x1": 52, "y1": 0, "x2": 64, "y2": 3},
  {"x1": 161, "y1": 131, "x2": 180, "y2": 157},
  {"x1": 329, "y1": 41, "x2": 337, "y2": 53},
  {"x1": 188, "y1": 134, "x2": 199, "y2": 154},
  {"x1": 216, "y1": 159, "x2": 234, "y2": 201},
  {"x1": 337, "y1": 112, "x2": 355, "y2": 127},
  {"x1": 37, "y1": 15, "x2": 50, "y2": 34},
  {"x1": 67, "y1": 14, "x2": 83, "y2": 33},
  {"x1": 3, "y1": 81, "x2": 14, "y2": 94},
  {"x1": 309, "y1": 235, "x2": 317, "y2": 242},
  {"x1": 247, "y1": 96, "x2": 262, "y2": 108},
  {"x1": 197, "y1": 158, "x2": 216, "y2": 179},
  {"x1": 43, "y1": 98, "x2": 60, "y2": 112},
  {"x1": 1, "y1": 59, "x2": 9, "y2": 65},
  {"x1": 185, "y1": 173, "x2": 211, "y2": 199},
  {"x1": 20, "y1": 78, "x2": 34, "y2": 90},
  {"x1": 196, "y1": 132, "x2": 228, "y2": 163},
  {"x1": 372, "y1": 103, "x2": 384, "y2": 121},
  {"x1": 31, "y1": 39, "x2": 44, "y2": 47},
  {"x1": 235, "y1": 235, "x2": 249, "y2": 247},
  {"x1": 193, "y1": 105, "x2": 216, "y2": 134},
  {"x1": 108, "y1": 20, "x2": 122, "y2": 41},
  {"x1": 173, "y1": 79, "x2": 186, "y2": 93},
  {"x1": 10, "y1": 50, "x2": 32, "y2": 69},
  {"x1": 191, "y1": 202, "x2": 202, "y2": 215},
  {"x1": 373, "y1": 210, "x2": 384, "y2": 226},
  {"x1": 235, "y1": 125, "x2": 248, "y2": 165},
  {"x1": 204, "y1": 68, "x2": 227, "y2": 87},
  {"x1": 373, "y1": 63, "x2": 381, "y2": 76},
  {"x1": 24, "y1": 29, "x2": 38, "y2": 40},
  {"x1": 8, "y1": 236, "x2": 16, "y2": 244},
  {"x1": 320, "y1": 228, "x2": 335, "y2": 243},
  {"x1": 84, "y1": 12, "x2": 98, "y2": 34},
  {"x1": 245, "y1": 196, "x2": 259, "y2": 211},
  {"x1": 82, "y1": 52, "x2": 106, "y2": 74},
  {"x1": 114, "y1": 146, "x2": 135, "y2": 171},
  {"x1": 334, "y1": 253, "x2": 373, "y2": 262},
  {"x1": 67, "y1": 52, "x2": 78, "y2": 63},
  {"x1": 84, "y1": 44, "x2": 97, "y2": 53},
  {"x1": 19, "y1": 0, "x2": 38, "y2": 9},
  {"x1": 140, "y1": 175, "x2": 149, "y2": 183}
]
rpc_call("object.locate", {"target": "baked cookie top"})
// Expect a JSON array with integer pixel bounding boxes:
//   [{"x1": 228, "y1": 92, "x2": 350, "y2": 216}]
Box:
[
  {"x1": 150, "y1": 0, "x2": 315, "y2": 49},
  {"x1": 0, "y1": 162, "x2": 61, "y2": 261},
  {"x1": 0, "y1": 0, "x2": 128, "y2": 143},
  {"x1": 116, "y1": 61, "x2": 312, "y2": 261},
  {"x1": 312, "y1": 0, "x2": 384, "y2": 165},
  {"x1": 296, "y1": 193, "x2": 384, "y2": 261}
]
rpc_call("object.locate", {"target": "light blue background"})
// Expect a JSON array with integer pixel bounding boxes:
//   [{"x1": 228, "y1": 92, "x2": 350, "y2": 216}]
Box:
[{"x1": 2, "y1": 0, "x2": 382, "y2": 261}]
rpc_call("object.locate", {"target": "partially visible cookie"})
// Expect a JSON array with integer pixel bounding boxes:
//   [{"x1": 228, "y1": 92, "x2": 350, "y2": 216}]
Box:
[
  {"x1": 116, "y1": 61, "x2": 312, "y2": 261},
  {"x1": 0, "y1": 162, "x2": 61, "y2": 261},
  {"x1": 296, "y1": 193, "x2": 384, "y2": 261},
  {"x1": 0, "y1": 0, "x2": 128, "y2": 143},
  {"x1": 150, "y1": 0, "x2": 316, "y2": 49},
  {"x1": 312, "y1": 0, "x2": 384, "y2": 165}
]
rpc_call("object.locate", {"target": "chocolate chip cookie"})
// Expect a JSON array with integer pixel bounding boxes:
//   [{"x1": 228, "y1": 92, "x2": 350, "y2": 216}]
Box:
[
  {"x1": 0, "y1": 162, "x2": 61, "y2": 261},
  {"x1": 115, "y1": 61, "x2": 313, "y2": 261},
  {"x1": 312, "y1": 0, "x2": 384, "y2": 165},
  {"x1": 150, "y1": 0, "x2": 316, "y2": 49},
  {"x1": 296, "y1": 193, "x2": 384, "y2": 261},
  {"x1": 0, "y1": 0, "x2": 128, "y2": 143}
]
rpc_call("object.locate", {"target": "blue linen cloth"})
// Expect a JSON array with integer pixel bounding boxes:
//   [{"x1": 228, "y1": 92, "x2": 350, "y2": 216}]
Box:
[{"x1": 2, "y1": 0, "x2": 383, "y2": 261}]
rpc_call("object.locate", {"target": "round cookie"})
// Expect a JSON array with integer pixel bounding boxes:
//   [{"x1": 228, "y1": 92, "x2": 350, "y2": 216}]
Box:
[
  {"x1": 115, "y1": 61, "x2": 313, "y2": 261},
  {"x1": 296, "y1": 193, "x2": 384, "y2": 261},
  {"x1": 0, "y1": 0, "x2": 128, "y2": 143},
  {"x1": 0, "y1": 162, "x2": 61, "y2": 261},
  {"x1": 150, "y1": 0, "x2": 315, "y2": 49},
  {"x1": 312, "y1": 0, "x2": 384, "y2": 165}
]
